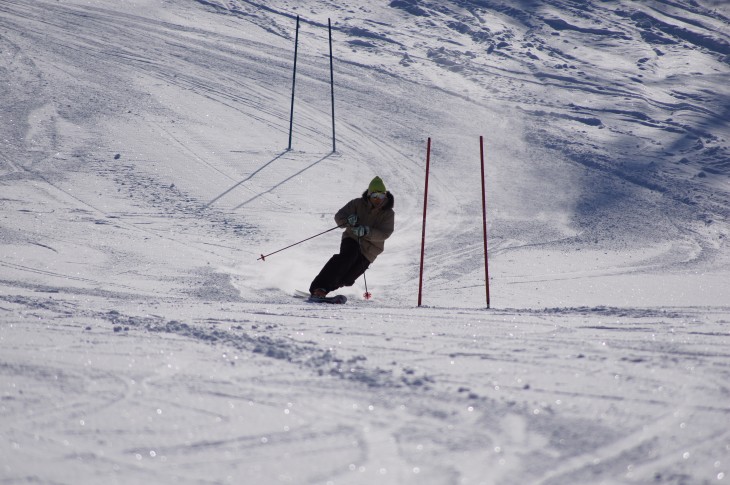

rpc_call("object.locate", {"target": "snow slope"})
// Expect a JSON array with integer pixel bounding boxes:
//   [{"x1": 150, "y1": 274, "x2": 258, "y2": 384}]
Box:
[{"x1": 1, "y1": 0, "x2": 729, "y2": 484}]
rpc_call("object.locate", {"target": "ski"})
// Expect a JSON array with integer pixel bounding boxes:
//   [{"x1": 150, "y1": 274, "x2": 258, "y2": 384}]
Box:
[
  {"x1": 310, "y1": 294, "x2": 347, "y2": 304},
  {"x1": 293, "y1": 289, "x2": 347, "y2": 304}
]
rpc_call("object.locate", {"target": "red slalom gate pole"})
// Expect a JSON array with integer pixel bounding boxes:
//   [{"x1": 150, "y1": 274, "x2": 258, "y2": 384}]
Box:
[
  {"x1": 480, "y1": 136, "x2": 491, "y2": 308},
  {"x1": 417, "y1": 137, "x2": 431, "y2": 307}
]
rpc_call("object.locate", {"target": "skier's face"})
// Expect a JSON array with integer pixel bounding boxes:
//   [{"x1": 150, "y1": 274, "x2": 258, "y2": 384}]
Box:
[{"x1": 369, "y1": 192, "x2": 386, "y2": 208}]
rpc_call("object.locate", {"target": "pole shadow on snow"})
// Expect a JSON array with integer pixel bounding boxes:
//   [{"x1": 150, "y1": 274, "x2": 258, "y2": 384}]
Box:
[
  {"x1": 233, "y1": 152, "x2": 333, "y2": 210},
  {"x1": 203, "y1": 150, "x2": 288, "y2": 208}
]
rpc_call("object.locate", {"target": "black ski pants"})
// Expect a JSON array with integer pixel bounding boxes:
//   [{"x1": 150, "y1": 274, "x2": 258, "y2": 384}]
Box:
[{"x1": 309, "y1": 237, "x2": 370, "y2": 294}]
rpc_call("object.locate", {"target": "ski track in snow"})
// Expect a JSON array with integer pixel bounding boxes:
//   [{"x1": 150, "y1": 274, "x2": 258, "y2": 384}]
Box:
[{"x1": 1, "y1": 0, "x2": 729, "y2": 484}]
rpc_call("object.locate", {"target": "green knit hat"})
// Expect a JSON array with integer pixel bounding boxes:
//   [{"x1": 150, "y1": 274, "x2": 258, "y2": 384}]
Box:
[{"x1": 368, "y1": 176, "x2": 386, "y2": 194}]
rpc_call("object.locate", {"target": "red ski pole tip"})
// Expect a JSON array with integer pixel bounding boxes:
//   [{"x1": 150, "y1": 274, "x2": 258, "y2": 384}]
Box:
[{"x1": 364, "y1": 292, "x2": 372, "y2": 300}]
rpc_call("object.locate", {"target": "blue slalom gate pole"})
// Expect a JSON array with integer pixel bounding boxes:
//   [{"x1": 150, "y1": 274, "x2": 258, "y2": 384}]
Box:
[{"x1": 287, "y1": 15, "x2": 300, "y2": 151}]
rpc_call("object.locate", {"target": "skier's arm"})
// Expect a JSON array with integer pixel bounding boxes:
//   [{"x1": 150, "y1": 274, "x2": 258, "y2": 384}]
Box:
[
  {"x1": 366, "y1": 211, "x2": 394, "y2": 242},
  {"x1": 334, "y1": 199, "x2": 358, "y2": 227}
]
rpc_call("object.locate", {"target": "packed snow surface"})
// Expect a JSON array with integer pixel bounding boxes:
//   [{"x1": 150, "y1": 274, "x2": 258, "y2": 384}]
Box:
[{"x1": 1, "y1": 0, "x2": 729, "y2": 484}]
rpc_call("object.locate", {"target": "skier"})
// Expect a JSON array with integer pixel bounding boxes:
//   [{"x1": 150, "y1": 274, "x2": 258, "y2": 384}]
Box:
[{"x1": 309, "y1": 176, "x2": 395, "y2": 298}]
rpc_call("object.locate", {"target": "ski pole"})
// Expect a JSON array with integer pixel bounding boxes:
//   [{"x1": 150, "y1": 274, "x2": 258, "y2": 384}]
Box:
[
  {"x1": 258, "y1": 224, "x2": 344, "y2": 261},
  {"x1": 362, "y1": 268, "x2": 371, "y2": 300},
  {"x1": 357, "y1": 235, "x2": 372, "y2": 300}
]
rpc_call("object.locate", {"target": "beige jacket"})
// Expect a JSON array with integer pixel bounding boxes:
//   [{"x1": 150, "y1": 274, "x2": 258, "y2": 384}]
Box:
[{"x1": 334, "y1": 191, "x2": 395, "y2": 262}]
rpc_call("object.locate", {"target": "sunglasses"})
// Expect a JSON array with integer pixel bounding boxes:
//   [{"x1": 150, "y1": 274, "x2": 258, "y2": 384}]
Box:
[{"x1": 369, "y1": 192, "x2": 386, "y2": 200}]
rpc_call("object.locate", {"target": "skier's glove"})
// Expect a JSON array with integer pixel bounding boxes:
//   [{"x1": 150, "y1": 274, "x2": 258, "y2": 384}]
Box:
[
  {"x1": 347, "y1": 214, "x2": 358, "y2": 226},
  {"x1": 353, "y1": 225, "x2": 369, "y2": 237}
]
